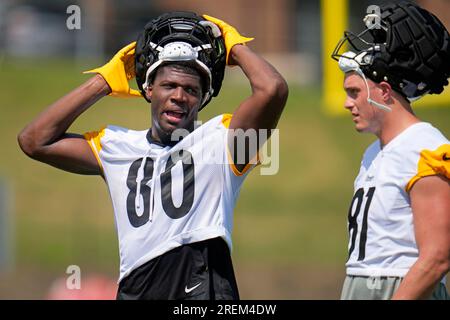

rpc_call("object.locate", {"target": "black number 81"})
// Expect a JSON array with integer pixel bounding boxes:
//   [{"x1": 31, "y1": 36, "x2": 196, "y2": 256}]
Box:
[{"x1": 347, "y1": 187, "x2": 376, "y2": 261}]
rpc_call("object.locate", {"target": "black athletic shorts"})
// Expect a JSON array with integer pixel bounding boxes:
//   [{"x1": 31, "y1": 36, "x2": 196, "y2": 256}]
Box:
[{"x1": 116, "y1": 237, "x2": 239, "y2": 300}]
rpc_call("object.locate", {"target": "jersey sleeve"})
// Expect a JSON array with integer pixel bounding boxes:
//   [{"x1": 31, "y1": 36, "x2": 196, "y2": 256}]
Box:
[
  {"x1": 220, "y1": 113, "x2": 261, "y2": 177},
  {"x1": 83, "y1": 127, "x2": 106, "y2": 172},
  {"x1": 406, "y1": 143, "x2": 450, "y2": 192}
]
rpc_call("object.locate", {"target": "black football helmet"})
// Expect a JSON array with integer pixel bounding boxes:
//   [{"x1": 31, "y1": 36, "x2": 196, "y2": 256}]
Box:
[
  {"x1": 332, "y1": 2, "x2": 450, "y2": 101},
  {"x1": 135, "y1": 11, "x2": 226, "y2": 110}
]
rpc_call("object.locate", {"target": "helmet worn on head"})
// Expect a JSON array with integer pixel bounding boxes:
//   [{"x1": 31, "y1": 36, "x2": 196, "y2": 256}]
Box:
[
  {"x1": 135, "y1": 11, "x2": 226, "y2": 110},
  {"x1": 332, "y1": 1, "x2": 450, "y2": 101}
]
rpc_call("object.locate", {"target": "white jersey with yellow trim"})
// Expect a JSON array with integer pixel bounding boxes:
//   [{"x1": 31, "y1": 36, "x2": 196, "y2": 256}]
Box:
[
  {"x1": 346, "y1": 122, "x2": 450, "y2": 279},
  {"x1": 84, "y1": 114, "x2": 254, "y2": 282}
]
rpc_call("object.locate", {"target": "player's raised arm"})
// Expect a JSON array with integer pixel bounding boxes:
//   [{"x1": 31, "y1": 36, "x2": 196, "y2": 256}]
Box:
[
  {"x1": 203, "y1": 15, "x2": 288, "y2": 131},
  {"x1": 228, "y1": 45, "x2": 288, "y2": 131},
  {"x1": 18, "y1": 42, "x2": 141, "y2": 175},
  {"x1": 203, "y1": 15, "x2": 288, "y2": 172}
]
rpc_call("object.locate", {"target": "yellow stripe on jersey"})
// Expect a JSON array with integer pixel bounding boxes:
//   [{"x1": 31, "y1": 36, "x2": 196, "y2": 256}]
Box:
[
  {"x1": 226, "y1": 147, "x2": 258, "y2": 176},
  {"x1": 83, "y1": 127, "x2": 106, "y2": 172},
  {"x1": 221, "y1": 113, "x2": 260, "y2": 176},
  {"x1": 221, "y1": 113, "x2": 232, "y2": 128},
  {"x1": 406, "y1": 144, "x2": 450, "y2": 192}
]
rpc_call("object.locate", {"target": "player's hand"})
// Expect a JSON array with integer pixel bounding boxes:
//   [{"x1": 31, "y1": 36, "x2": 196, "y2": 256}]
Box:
[
  {"x1": 203, "y1": 14, "x2": 254, "y2": 65},
  {"x1": 83, "y1": 42, "x2": 142, "y2": 98}
]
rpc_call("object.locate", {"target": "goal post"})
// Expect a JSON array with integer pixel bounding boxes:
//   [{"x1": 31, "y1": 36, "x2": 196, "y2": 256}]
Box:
[{"x1": 321, "y1": 0, "x2": 348, "y2": 115}]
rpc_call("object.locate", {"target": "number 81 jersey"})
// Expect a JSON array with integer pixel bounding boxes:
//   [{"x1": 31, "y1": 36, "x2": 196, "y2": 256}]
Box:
[
  {"x1": 346, "y1": 122, "x2": 450, "y2": 278},
  {"x1": 84, "y1": 114, "x2": 253, "y2": 282}
]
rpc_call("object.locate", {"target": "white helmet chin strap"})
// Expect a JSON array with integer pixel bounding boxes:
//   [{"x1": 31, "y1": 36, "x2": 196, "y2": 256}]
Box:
[{"x1": 339, "y1": 51, "x2": 392, "y2": 112}]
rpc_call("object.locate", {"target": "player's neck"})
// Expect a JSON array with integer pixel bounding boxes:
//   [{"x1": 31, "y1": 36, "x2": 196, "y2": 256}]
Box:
[
  {"x1": 148, "y1": 128, "x2": 176, "y2": 147},
  {"x1": 377, "y1": 106, "x2": 420, "y2": 148}
]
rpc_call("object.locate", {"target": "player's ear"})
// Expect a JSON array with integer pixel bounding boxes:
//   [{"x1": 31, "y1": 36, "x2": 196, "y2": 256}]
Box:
[
  {"x1": 379, "y1": 81, "x2": 393, "y2": 103},
  {"x1": 145, "y1": 85, "x2": 153, "y2": 102}
]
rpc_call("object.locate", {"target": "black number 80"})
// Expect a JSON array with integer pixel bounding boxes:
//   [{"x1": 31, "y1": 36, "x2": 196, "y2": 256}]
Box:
[{"x1": 126, "y1": 150, "x2": 195, "y2": 227}]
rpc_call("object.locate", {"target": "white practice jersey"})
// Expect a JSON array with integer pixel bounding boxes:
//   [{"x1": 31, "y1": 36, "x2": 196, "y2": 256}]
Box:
[
  {"x1": 346, "y1": 122, "x2": 450, "y2": 278},
  {"x1": 84, "y1": 114, "x2": 254, "y2": 282}
]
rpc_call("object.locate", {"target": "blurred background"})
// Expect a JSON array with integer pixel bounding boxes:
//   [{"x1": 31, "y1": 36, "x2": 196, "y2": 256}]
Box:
[{"x1": 0, "y1": 0, "x2": 449, "y2": 299}]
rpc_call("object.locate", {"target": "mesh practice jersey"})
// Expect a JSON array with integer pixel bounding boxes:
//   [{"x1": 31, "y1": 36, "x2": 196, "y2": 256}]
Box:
[
  {"x1": 84, "y1": 114, "x2": 254, "y2": 282},
  {"x1": 346, "y1": 122, "x2": 450, "y2": 278}
]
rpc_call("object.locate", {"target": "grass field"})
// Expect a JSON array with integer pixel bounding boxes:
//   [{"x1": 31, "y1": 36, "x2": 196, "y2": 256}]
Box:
[{"x1": 1, "y1": 58, "x2": 449, "y2": 299}]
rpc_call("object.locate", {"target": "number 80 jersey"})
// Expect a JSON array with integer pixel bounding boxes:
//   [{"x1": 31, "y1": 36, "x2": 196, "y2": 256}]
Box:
[
  {"x1": 346, "y1": 122, "x2": 450, "y2": 279},
  {"x1": 84, "y1": 114, "x2": 253, "y2": 282}
]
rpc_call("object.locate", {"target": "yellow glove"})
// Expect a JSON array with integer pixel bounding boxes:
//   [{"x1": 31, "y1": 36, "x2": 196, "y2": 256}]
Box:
[
  {"x1": 203, "y1": 14, "x2": 254, "y2": 65},
  {"x1": 84, "y1": 42, "x2": 142, "y2": 98}
]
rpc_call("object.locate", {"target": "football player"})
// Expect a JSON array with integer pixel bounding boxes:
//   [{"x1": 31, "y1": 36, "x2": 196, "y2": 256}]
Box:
[
  {"x1": 332, "y1": 2, "x2": 450, "y2": 299},
  {"x1": 18, "y1": 12, "x2": 288, "y2": 300}
]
